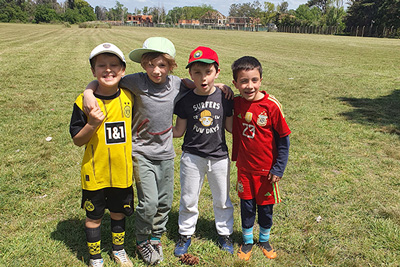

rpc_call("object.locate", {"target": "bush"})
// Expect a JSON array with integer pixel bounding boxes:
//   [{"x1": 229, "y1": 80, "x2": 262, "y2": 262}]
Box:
[{"x1": 78, "y1": 21, "x2": 111, "y2": 28}]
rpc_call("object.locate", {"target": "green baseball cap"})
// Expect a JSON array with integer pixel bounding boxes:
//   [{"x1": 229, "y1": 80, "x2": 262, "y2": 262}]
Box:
[{"x1": 129, "y1": 37, "x2": 176, "y2": 63}]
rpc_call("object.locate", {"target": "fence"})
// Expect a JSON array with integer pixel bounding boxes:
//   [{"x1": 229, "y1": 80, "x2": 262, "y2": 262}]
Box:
[{"x1": 122, "y1": 23, "x2": 400, "y2": 38}]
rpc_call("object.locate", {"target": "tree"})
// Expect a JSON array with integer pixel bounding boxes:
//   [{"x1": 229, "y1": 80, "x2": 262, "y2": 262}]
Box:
[
  {"x1": 277, "y1": 1, "x2": 289, "y2": 14},
  {"x1": 34, "y1": 3, "x2": 59, "y2": 23},
  {"x1": 0, "y1": 0, "x2": 28, "y2": 22},
  {"x1": 307, "y1": 0, "x2": 332, "y2": 14},
  {"x1": 295, "y1": 4, "x2": 322, "y2": 25},
  {"x1": 94, "y1": 6, "x2": 107, "y2": 20},
  {"x1": 260, "y1": 2, "x2": 277, "y2": 25},
  {"x1": 229, "y1": 1, "x2": 262, "y2": 17},
  {"x1": 345, "y1": 0, "x2": 400, "y2": 36}
]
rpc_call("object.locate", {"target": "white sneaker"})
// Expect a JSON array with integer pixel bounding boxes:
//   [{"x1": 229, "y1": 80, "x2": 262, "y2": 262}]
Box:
[
  {"x1": 89, "y1": 258, "x2": 104, "y2": 267},
  {"x1": 112, "y1": 249, "x2": 133, "y2": 267},
  {"x1": 150, "y1": 239, "x2": 164, "y2": 262}
]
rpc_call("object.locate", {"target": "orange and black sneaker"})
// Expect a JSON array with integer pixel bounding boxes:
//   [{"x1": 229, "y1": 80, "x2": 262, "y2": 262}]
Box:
[
  {"x1": 237, "y1": 243, "x2": 253, "y2": 261},
  {"x1": 259, "y1": 241, "x2": 277, "y2": 259}
]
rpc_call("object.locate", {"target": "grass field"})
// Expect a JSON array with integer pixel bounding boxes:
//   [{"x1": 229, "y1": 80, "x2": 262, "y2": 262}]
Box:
[{"x1": 0, "y1": 23, "x2": 399, "y2": 267}]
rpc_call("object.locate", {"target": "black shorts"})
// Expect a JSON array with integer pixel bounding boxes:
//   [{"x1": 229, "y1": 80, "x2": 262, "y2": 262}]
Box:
[{"x1": 81, "y1": 186, "x2": 134, "y2": 220}]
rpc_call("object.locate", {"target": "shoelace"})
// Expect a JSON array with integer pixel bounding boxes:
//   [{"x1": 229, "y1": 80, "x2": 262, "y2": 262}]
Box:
[
  {"x1": 115, "y1": 250, "x2": 129, "y2": 262},
  {"x1": 222, "y1": 236, "x2": 232, "y2": 246},
  {"x1": 91, "y1": 259, "x2": 103, "y2": 267},
  {"x1": 177, "y1": 236, "x2": 188, "y2": 247},
  {"x1": 139, "y1": 242, "x2": 153, "y2": 258}
]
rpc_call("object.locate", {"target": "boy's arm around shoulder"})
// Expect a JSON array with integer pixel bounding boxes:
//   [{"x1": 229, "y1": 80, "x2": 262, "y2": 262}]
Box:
[
  {"x1": 225, "y1": 116, "x2": 233, "y2": 133},
  {"x1": 173, "y1": 116, "x2": 187, "y2": 138}
]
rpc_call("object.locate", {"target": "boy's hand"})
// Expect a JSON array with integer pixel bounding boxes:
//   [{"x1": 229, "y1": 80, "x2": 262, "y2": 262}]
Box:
[
  {"x1": 268, "y1": 173, "x2": 281, "y2": 183},
  {"x1": 87, "y1": 106, "x2": 105, "y2": 128},
  {"x1": 182, "y1": 78, "x2": 196, "y2": 89},
  {"x1": 83, "y1": 81, "x2": 100, "y2": 115},
  {"x1": 215, "y1": 83, "x2": 234, "y2": 99}
]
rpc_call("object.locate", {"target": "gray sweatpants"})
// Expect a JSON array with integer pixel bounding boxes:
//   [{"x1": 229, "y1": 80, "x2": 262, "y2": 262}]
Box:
[
  {"x1": 133, "y1": 155, "x2": 174, "y2": 241},
  {"x1": 178, "y1": 152, "x2": 234, "y2": 236}
]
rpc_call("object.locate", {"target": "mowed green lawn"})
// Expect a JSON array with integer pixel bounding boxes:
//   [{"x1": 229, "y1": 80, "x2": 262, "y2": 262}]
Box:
[{"x1": 0, "y1": 23, "x2": 399, "y2": 266}]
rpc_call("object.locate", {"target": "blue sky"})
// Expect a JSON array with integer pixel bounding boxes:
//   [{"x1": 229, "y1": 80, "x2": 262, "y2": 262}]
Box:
[{"x1": 83, "y1": 0, "x2": 308, "y2": 16}]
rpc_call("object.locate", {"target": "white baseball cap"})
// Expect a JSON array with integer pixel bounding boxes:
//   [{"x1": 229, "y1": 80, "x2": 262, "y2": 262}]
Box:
[
  {"x1": 89, "y1": 43, "x2": 126, "y2": 64},
  {"x1": 128, "y1": 37, "x2": 176, "y2": 63}
]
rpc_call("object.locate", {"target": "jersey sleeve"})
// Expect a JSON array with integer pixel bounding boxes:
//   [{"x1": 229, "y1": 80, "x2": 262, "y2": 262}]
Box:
[
  {"x1": 268, "y1": 95, "x2": 291, "y2": 138},
  {"x1": 270, "y1": 134, "x2": 290, "y2": 177},
  {"x1": 69, "y1": 95, "x2": 87, "y2": 138}
]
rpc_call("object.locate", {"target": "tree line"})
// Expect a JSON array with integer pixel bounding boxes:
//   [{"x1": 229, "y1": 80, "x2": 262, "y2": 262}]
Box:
[{"x1": 1, "y1": 0, "x2": 399, "y2": 37}]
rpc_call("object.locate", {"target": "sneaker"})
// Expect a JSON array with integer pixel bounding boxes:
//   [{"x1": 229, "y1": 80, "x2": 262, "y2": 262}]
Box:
[
  {"x1": 112, "y1": 249, "x2": 133, "y2": 267},
  {"x1": 237, "y1": 243, "x2": 253, "y2": 261},
  {"x1": 218, "y1": 235, "x2": 234, "y2": 254},
  {"x1": 259, "y1": 241, "x2": 277, "y2": 259},
  {"x1": 150, "y1": 239, "x2": 164, "y2": 262},
  {"x1": 89, "y1": 258, "x2": 104, "y2": 267},
  {"x1": 137, "y1": 240, "x2": 161, "y2": 265},
  {"x1": 174, "y1": 235, "x2": 191, "y2": 257}
]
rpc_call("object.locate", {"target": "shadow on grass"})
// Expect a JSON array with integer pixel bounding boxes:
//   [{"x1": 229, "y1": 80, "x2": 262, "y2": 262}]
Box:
[
  {"x1": 338, "y1": 89, "x2": 400, "y2": 135},
  {"x1": 50, "y1": 217, "x2": 88, "y2": 264},
  {"x1": 50, "y1": 213, "x2": 138, "y2": 264},
  {"x1": 166, "y1": 209, "x2": 241, "y2": 245}
]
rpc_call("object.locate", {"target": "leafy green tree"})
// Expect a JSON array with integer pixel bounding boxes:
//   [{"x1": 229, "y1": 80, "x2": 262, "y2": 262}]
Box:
[
  {"x1": 295, "y1": 4, "x2": 322, "y2": 25},
  {"x1": 34, "y1": 3, "x2": 59, "y2": 23},
  {"x1": 277, "y1": 1, "x2": 289, "y2": 13},
  {"x1": 260, "y1": 2, "x2": 277, "y2": 25},
  {"x1": 62, "y1": 7, "x2": 82, "y2": 23},
  {"x1": 229, "y1": 1, "x2": 262, "y2": 17},
  {"x1": 346, "y1": 0, "x2": 400, "y2": 29},
  {"x1": 0, "y1": 0, "x2": 28, "y2": 22},
  {"x1": 307, "y1": 0, "x2": 332, "y2": 14}
]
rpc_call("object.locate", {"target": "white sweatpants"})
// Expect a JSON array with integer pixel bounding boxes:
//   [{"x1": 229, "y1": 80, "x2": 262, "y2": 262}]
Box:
[{"x1": 178, "y1": 152, "x2": 234, "y2": 236}]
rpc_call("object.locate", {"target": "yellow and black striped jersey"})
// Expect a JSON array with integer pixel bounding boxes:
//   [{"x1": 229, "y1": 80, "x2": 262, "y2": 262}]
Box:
[{"x1": 70, "y1": 89, "x2": 133, "y2": 190}]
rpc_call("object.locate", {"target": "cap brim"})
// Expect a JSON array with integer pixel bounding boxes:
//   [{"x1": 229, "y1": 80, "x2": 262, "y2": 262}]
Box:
[
  {"x1": 129, "y1": 48, "x2": 166, "y2": 62},
  {"x1": 185, "y1": 59, "x2": 216, "y2": 69}
]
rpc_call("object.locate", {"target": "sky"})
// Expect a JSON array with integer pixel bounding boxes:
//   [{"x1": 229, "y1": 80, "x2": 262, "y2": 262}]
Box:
[{"x1": 83, "y1": 0, "x2": 308, "y2": 16}]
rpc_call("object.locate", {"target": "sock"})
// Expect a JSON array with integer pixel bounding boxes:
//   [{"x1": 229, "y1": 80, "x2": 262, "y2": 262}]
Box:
[
  {"x1": 150, "y1": 236, "x2": 160, "y2": 241},
  {"x1": 111, "y1": 218, "x2": 126, "y2": 251},
  {"x1": 85, "y1": 226, "x2": 102, "y2": 260},
  {"x1": 259, "y1": 226, "x2": 271, "y2": 243},
  {"x1": 242, "y1": 227, "x2": 254, "y2": 244}
]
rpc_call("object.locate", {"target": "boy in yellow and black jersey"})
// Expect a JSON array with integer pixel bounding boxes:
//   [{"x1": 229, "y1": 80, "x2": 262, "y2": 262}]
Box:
[{"x1": 69, "y1": 43, "x2": 134, "y2": 267}]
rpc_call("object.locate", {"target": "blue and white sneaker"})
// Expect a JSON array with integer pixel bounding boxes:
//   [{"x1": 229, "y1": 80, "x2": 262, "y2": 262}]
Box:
[
  {"x1": 218, "y1": 235, "x2": 234, "y2": 254},
  {"x1": 174, "y1": 235, "x2": 191, "y2": 257},
  {"x1": 89, "y1": 258, "x2": 104, "y2": 267}
]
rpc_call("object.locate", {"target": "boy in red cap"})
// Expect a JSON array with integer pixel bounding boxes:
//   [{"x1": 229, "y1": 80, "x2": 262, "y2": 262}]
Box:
[
  {"x1": 173, "y1": 46, "x2": 235, "y2": 256},
  {"x1": 231, "y1": 56, "x2": 291, "y2": 261}
]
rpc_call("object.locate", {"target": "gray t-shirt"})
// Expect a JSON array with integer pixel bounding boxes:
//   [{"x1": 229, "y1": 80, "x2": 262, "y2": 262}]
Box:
[{"x1": 120, "y1": 72, "x2": 187, "y2": 160}]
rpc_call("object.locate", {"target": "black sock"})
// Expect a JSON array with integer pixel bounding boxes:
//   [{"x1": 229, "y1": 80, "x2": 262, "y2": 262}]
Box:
[
  {"x1": 111, "y1": 218, "x2": 126, "y2": 251},
  {"x1": 85, "y1": 226, "x2": 102, "y2": 260}
]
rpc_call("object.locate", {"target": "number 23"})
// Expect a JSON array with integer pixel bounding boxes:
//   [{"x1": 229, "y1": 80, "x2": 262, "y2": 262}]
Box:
[{"x1": 242, "y1": 123, "x2": 255, "y2": 139}]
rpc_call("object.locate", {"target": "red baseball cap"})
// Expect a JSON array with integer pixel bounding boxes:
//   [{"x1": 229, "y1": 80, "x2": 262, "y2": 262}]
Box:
[{"x1": 186, "y1": 46, "x2": 219, "y2": 68}]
